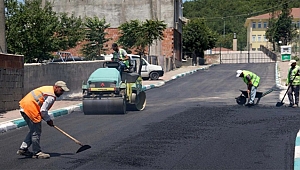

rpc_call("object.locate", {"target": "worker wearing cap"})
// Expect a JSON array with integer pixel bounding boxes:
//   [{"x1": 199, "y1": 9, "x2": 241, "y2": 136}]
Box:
[
  {"x1": 286, "y1": 60, "x2": 300, "y2": 108},
  {"x1": 17, "y1": 81, "x2": 70, "y2": 159},
  {"x1": 236, "y1": 70, "x2": 260, "y2": 106}
]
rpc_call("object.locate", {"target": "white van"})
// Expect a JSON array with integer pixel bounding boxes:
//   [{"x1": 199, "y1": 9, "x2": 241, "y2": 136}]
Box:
[
  {"x1": 128, "y1": 54, "x2": 164, "y2": 80},
  {"x1": 103, "y1": 54, "x2": 164, "y2": 80}
]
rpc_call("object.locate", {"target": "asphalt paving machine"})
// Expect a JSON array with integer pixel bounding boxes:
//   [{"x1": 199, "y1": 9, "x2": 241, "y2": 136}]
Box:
[{"x1": 82, "y1": 58, "x2": 146, "y2": 114}]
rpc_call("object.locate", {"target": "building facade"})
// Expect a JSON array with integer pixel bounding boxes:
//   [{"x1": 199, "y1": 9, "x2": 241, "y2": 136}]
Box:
[
  {"x1": 244, "y1": 8, "x2": 300, "y2": 51},
  {"x1": 42, "y1": 0, "x2": 184, "y2": 61}
]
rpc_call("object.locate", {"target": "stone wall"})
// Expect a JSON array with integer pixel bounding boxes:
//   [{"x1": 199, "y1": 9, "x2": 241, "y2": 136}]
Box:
[{"x1": 0, "y1": 53, "x2": 24, "y2": 112}]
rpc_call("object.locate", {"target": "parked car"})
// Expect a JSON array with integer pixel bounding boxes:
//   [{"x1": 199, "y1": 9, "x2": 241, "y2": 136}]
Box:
[{"x1": 128, "y1": 54, "x2": 164, "y2": 80}]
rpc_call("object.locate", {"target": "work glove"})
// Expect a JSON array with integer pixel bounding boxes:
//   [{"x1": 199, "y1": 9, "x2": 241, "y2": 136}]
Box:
[{"x1": 47, "y1": 120, "x2": 54, "y2": 127}]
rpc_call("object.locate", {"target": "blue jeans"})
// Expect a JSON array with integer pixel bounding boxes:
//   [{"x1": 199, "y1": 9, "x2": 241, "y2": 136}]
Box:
[
  {"x1": 118, "y1": 62, "x2": 127, "y2": 75},
  {"x1": 20, "y1": 111, "x2": 42, "y2": 154},
  {"x1": 249, "y1": 86, "x2": 257, "y2": 104}
]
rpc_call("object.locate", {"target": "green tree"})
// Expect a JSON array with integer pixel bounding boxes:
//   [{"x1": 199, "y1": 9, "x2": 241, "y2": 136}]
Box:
[
  {"x1": 140, "y1": 19, "x2": 167, "y2": 55},
  {"x1": 54, "y1": 13, "x2": 85, "y2": 51},
  {"x1": 118, "y1": 19, "x2": 167, "y2": 55},
  {"x1": 266, "y1": 0, "x2": 297, "y2": 51},
  {"x1": 183, "y1": 18, "x2": 217, "y2": 62},
  {"x1": 81, "y1": 16, "x2": 110, "y2": 60},
  {"x1": 117, "y1": 20, "x2": 141, "y2": 54},
  {"x1": 5, "y1": 0, "x2": 85, "y2": 62},
  {"x1": 6, "y1": 0, "x2": 59, "y2": 62}
]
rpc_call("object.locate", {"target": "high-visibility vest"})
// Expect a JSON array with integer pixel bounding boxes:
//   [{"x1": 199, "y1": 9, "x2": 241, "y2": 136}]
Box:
[
  {"x1": 287, "y1": 65, "x2": 300, "y2": 85},
  {"x1": 19, "y1": 86, "x2": 56, "y2": 123},
  {"x1": 242, "y1": 70, "x2": 260, "y2": 87},
  {"x1": 112, "y1": 49, "x2": 129, "y2": 67}
]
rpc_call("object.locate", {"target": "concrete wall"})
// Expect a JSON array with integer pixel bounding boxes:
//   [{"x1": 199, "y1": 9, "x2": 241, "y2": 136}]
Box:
[
  {"x1": 42, "y1": 0, "x2": 183, "y2": 61},
  {"x1": 23, "y1": 61, "x2": 106, "y2": 99},
  {"x1": 43, "y1": 0, "x2": 177, "y2": 28},
  {"x1": 0, "y1": 53, "x2": 24, "y2": 112}
]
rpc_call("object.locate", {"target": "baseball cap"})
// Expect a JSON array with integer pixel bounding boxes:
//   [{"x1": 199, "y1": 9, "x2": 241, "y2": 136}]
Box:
[
  {"x1": 289, "y1": 60, "x2": 297, "y2": 66},
  {"x1": 55, "y1": 81, "x2": 70, "y2": 91},
  {"x1": 236, "y1": 70, "x2": 243, "y2": 77}
]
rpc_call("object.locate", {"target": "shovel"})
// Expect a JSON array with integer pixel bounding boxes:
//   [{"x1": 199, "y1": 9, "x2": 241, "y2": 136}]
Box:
[
  {"x1": 276, "y1": 72, "x2": 298, "y2": 107},
  {"x1": 54, "y1": 126, "x2": 91, "y2": 153}
]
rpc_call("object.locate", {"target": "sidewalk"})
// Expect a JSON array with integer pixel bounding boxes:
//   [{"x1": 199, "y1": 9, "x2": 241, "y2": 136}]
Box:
[{"x1": 0, "y1": 64, "x2": 216, "y2": 133}]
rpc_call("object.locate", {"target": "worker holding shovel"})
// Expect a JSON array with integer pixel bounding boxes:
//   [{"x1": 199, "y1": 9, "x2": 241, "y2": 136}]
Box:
[
  {"x1": 236, "y1": 70, "x2": 260, "y2": 106},
  {"x1": 286, "y1": 60, "x2": 300, "y2": 108},
  {"x1": 17, "y1": 81, "x2": 69, "y2": 159}
]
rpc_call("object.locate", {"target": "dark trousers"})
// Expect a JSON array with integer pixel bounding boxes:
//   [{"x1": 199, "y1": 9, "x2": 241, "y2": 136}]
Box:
[
  {"x1": 288, "y1": 85, "x2": 300, "y2": 105},
  {"x1": 20, "y1": 111, "x2": 42, "y2": 154}
]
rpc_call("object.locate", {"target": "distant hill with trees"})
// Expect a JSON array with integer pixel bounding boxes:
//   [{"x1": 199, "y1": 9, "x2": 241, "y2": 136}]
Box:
[{"x1": 183, "y1": 0, "x2": 300, "y2": 49}]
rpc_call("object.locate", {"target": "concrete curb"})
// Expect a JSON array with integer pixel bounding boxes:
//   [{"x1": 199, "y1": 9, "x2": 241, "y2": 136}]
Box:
[
  {"x1": 0, "y1": 105, "x2": 82, "y2": 133},
  {"x1": 0, "y1": 64, "x2": 215, "y2": 133},
  {"x1": 295, "y1": 130, "x2": 300, "y2": 169}
]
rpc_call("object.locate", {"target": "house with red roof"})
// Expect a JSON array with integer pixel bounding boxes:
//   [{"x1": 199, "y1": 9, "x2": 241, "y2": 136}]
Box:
[{"x1": 244, "y1": 8, "x2": 300, "y2": 51}]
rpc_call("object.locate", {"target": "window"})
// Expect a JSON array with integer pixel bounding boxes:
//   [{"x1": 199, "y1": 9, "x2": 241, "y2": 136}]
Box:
[
  {"x1": 252, "y1": 22, "x2": 256, "y2": 28},
  {"x1": 258, "y1": 22, "x2": 262, "y2": 28},
  {"x1": 263, "y1": 22, "x2": 268, "y2": 28},
  {"x1": 252, "y1": 35, "x2": 256, "y2": 42},
  {"x1": 252, "y1": 48, "x2": 256, "y2": 51},
  {"x1": 257, "y1": 35, "x2": 262, "y2": 42},
  {"x1": 264, "y1": 35, "x2": 267, "y2": 41}
]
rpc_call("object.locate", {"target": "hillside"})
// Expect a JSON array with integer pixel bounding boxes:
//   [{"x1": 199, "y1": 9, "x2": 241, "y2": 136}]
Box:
[{"x1": 183, "y1": 0, "x2": 300, "y2": 48}]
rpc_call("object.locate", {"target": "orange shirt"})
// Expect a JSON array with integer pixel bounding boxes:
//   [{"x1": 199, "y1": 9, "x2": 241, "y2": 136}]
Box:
[{"x1": 19, "y1": 86, "x2": 56, "y2": 123}]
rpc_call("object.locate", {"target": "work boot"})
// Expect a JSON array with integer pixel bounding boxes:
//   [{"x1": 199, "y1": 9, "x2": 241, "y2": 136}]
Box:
[
  {"x1": 245, "y1": 103, "x2": 254, "y2": 107},
  {"x1": 32, "y1": 151, "x2": 50, "y2": 159},
  {"x1": 17, "y1": 148, "x2": 33, "y2": 157}
]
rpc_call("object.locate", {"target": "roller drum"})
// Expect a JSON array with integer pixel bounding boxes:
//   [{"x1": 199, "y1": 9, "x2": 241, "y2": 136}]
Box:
[{"x1": 83, "y1": 97, "x2": 126, "y2": 115}]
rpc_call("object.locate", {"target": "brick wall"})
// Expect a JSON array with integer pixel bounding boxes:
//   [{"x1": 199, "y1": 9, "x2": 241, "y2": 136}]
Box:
[
  {"x1": 0, "y1": 53, "x2": 24, "y2": 112},
  {"x1": 61, "y1": 28, "x2": 175, "y2": 59}
]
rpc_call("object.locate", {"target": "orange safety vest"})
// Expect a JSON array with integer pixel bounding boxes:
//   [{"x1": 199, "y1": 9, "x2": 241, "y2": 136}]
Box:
[{"x1": 19, "y1": 86, "x2": 56, "y2": 123}]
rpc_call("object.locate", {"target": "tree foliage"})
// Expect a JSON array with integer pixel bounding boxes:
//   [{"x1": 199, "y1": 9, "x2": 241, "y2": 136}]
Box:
[
  {"x1": 5, "y1": 0, "x2": 85, "y2": 63},
  {"x1": 118, "y1": 19, "x2": 167, "y2": 55},
  {"x1": 81, "y1": 17, "x2": 110, "y2": 60},
  {"x1": 183, "y1": 18, "x2": 217, "y2": 57}
]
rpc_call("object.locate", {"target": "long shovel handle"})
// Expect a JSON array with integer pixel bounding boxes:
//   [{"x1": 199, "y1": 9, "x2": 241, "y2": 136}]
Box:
[{"x1": 54, "y1": 126, "x2": 83, "y2": 146}]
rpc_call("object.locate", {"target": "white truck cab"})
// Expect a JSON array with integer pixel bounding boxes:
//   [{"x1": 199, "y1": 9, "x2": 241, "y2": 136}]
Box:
[{"x1": 103, "y1": 54, "x2": 164, "y2": 80}]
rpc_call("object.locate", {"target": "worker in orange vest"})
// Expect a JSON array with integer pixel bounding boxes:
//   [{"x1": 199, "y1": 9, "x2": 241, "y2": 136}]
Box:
[{"x1": 16, "y1": 81, "x2": 69, "y2": 159}]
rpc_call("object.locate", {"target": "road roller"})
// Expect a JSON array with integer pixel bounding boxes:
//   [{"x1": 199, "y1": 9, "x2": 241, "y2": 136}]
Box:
[{"x1": 82, "y1": 60, "x2": 146, "y2": 114}]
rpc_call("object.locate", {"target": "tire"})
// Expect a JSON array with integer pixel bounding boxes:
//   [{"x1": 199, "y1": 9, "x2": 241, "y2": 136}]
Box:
[{"x1": 150, "y1": 72, "x2": 160, "y2": 80}]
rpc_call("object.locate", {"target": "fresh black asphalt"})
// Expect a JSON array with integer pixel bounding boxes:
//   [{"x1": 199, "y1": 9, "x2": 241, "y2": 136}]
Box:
[{"x1": 1, "y1": 63, "x2": 300, "y2": 169}]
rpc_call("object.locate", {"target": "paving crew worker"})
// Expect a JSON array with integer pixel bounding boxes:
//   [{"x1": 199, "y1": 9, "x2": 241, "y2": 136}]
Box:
[
  {"x1": 17, "y1": 81, "x2": 70, "y2": 159},
  {"x1": 285, "y1": 60, "x2": 300, "y2": 108},
  {"x1": 236, "y1": 70, "x2": 260, "y2": 106},
  {"x1": 112, "y1": 43, "x2": 130, "y2": 72}
]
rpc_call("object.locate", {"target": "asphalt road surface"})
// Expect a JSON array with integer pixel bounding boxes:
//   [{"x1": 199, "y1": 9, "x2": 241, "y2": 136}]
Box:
[{"x1": 1, "y1": 63, "x2": 300, "y2": 170}]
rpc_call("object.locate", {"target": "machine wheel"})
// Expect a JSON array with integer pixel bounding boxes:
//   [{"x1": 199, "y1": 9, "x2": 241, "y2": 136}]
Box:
[
  {"x1": 127, "y1": 91, "x2": 146, "y2": 111},
  {"x1": 150, "y1": 72, "x2": 160, "y2": 80},
  {"x1": 236, "y1": 96, "x2": 246, "y2": 105},
  {"x1": 83, "y1": 97, "x2": 126, "y2": 115}
]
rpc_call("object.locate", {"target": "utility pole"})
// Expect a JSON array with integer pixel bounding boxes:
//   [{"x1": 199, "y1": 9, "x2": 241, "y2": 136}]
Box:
[{"x1": 0, "y1": 0, "x2": 7, "y2": 53}]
